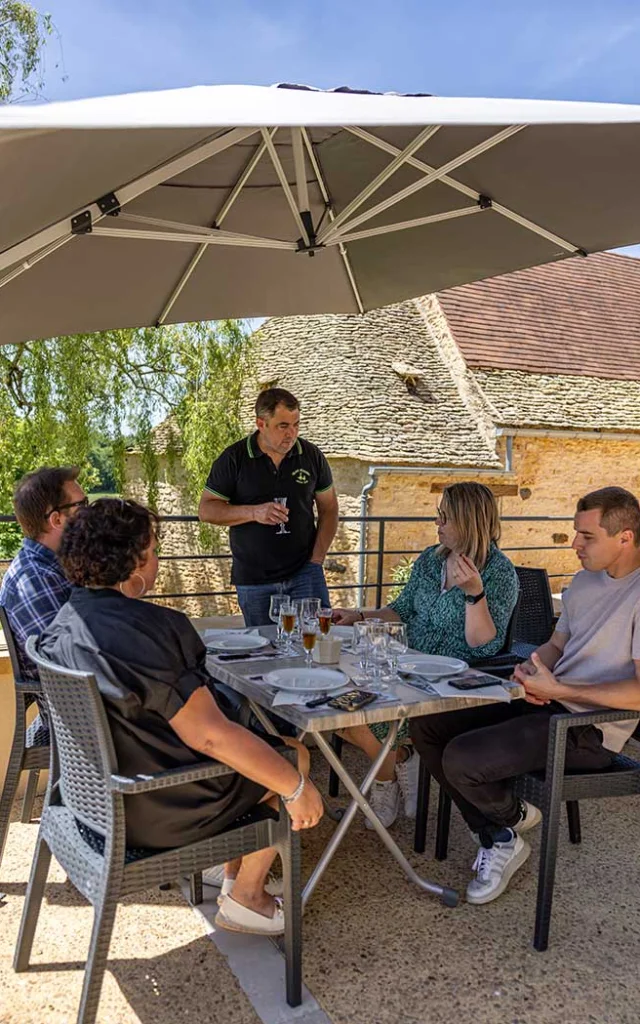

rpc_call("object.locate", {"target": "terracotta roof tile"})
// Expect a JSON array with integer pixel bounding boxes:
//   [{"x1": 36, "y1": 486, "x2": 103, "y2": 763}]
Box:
[{"x1": 438, "y1": 252, "x2": 640, "y2": 380}]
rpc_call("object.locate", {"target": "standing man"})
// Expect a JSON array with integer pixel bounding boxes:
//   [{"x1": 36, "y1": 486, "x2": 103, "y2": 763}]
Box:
[
  {"x1": 0, "y1": 466, "x2": 87, "y2": 682},
  {"x1": 199, "y1": 388, "x2": 339, "y2": 627}
]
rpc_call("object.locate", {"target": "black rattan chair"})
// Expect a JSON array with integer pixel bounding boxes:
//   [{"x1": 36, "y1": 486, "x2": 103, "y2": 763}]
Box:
[
  {"x1": 14, "y1": 637, "x2": 302, "y2": 1024},
  {"x1": 414, "y1": 708, "x2": 640, "y2": 950},
  {"x1": 0, "y1": 607, "x2": 50, "y2": 868}
]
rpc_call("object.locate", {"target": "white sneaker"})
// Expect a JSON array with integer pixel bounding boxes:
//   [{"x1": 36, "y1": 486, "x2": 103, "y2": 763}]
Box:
[
  {"x1": 365, "y1": 779, "x2": 401, "y2": 829},
  {"x1": 466, "y1": 833, "x2": 531, "y2": 905},
  {"x1": 515, "y1": 800, "x2": 542, "y2": 834},
  {"x1": 395, "y1": 748, "x2": 420, "y2": 818}
]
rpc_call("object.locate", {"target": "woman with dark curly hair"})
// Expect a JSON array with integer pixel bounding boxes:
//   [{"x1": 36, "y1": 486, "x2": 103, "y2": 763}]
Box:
[{"x1": 38, "y1": 498, "x2": 322, "y2": 936}]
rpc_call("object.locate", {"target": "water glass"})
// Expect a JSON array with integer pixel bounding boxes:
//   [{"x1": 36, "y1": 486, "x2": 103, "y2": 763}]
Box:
[
  {"x1": 368, "y1": 623, "x2": 390, "y2": 690},
  {"x1": 385, "y1": 622, "x2": 408, "y2": 682}
]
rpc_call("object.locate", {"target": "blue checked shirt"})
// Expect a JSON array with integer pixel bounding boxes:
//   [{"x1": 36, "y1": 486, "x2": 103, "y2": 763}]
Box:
[{"x1": 0, "y1": 539, "x2": 71, "y2": 681}]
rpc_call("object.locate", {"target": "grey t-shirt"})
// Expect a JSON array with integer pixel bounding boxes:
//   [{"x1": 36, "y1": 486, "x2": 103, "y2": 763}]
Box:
[{"x1": 555, "y1": 567, "x2": 640, "y2": 751}]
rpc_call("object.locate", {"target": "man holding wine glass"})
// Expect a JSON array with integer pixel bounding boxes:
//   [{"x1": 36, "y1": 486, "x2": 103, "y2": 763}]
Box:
[{"x1": 199, "y1": 387, "x2": 339, "y2": 626}]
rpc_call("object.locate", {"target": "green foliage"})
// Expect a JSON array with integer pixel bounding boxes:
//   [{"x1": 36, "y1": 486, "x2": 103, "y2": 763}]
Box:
[
  {"x1": 0, "y1": 321, "x2": 256, "y2": 556},
  {"x1": 387, "y1": 556, "x2": 415, "y2": 602},
  {"x1": 0, "y1": 1, "x2": 52, "y2": 101}
]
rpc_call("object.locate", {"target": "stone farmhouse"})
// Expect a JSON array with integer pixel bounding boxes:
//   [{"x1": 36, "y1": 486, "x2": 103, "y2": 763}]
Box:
[{"x1": 127, "y1": 252, "x2": 640, "y2": 615}]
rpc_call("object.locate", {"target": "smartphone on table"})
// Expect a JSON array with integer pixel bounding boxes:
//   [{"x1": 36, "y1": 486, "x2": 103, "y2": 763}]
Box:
[
  {"x1": 448, "y1": 674, "x2": 500, "y2": 690},
  {"x1": 327, "y1": 689, "x2": 378, "y2": 712}
]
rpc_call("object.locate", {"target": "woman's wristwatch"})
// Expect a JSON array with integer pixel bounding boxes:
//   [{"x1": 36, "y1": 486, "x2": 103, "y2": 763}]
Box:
[
  {"x1": 464, "y1": 589, "x2": 486, "y2": 605},
  {"x1": 282, "y1": 771, "x2": 306, "y2": 805},
  {"x1": 356, "y1": 609, "x2": 366, "y2": 621}
]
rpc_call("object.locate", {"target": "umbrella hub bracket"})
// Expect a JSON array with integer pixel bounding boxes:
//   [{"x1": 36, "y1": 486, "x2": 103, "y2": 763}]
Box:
[
  {"x1": 296, "y1": 210, "x2": 321, "y2": 257},
  {"x1": 70, "y1": 192, "x2": 121, "y2": 236},
  {"x1": 97, "y1": 192, "x2": 121, "y2": 217}
]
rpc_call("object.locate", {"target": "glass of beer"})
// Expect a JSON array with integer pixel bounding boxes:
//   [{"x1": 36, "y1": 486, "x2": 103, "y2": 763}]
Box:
[
  {"x1": 280, "y1": 599, "x2": 297, "y2": 654},
  {"x1": 318, "y1": 607, "x2": 332, "y2": 635},
  {"x1": 301, "y1": 616, "x2": 319, "y2": 667}
]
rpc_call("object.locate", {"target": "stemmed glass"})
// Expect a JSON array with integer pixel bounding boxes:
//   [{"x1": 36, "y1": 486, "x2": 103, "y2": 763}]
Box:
[
  {"x1": 274, "y1": 496, "x2": 290, "y2": 535},
  {"x1": 385, "y1": 622, "x2": 408, "y2": 683},
  {"x1": 351, "y1": 619, "x2": 371, "y2": 684},
  {"x1": 318, "y1": 607, "x2": 332, "y2": 635},
  {"x1": 269, "y1": 592, "x2": 286, "y2": 647},
  {"x1": 279, "y1": 599, "x2": 296, "y2": 655},
  {"x1": 368, "y1": 623, "x2": 390, "y2": 691},
  {"x1": 301, "y1": 615, "x2": 319, "y2": 668}
]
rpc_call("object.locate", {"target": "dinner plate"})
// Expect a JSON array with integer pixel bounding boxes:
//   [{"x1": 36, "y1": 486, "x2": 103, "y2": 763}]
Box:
[
  {"x1": 208, "y1": 634, "x2": 271, "y2": 653},
  {"x1": 398, "y1": 654, "x2": 467, "y2": 678},
  {"x1": 265, "y1": 667, "x2": 348, "y2": 693}
]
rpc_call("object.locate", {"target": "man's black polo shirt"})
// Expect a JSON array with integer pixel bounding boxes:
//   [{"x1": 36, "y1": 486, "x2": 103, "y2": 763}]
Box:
[{"x1": 205, "y1": 433, "x2": 333, "y2": 585}]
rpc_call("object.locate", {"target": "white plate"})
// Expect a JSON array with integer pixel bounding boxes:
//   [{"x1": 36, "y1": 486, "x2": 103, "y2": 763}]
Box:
[
  {"x1": 398, "y1": 654, "x2": 468, "y2": 678},
  {"x1": 265, "y1": 667, "x2": 348, "y2": 693},
  {"x1": 208, "y1": 634, "x2": 271, "y2": 653},
  {"x1": 329, "y1": 625, "x2": 354, "y2": 640}
]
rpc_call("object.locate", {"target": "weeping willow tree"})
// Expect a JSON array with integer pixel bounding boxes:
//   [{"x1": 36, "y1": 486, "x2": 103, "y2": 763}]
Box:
[
  {"x1": 0, "y1": 320, "x2": 256, "y2": 555},
  {"x1": 0, "y1": 1, "x2": 57, "y2": 101}
]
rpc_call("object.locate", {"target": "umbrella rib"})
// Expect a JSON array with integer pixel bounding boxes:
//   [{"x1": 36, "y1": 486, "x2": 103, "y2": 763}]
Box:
[
  {"x1": 301, "y1": 128, "x2": 364, "y2": 314},
  {"x1": 321, "y1": 123, "x2": 440, "y2": 240},
  {"x1": 291, "y1": 128, "x2": 310, "y2": 215},
  {"x1": 318, "y1": 124, "x2": 525, "y2": 244},
  {"x1": 334, "y1": 205, "x2": 483, "y2": 244},
  {"x1": 261, "y1": 128, "x2": 310, "y2": 246},
  {"x1": 93, "y1": 225, "x2": 297, "y2": 250},
  {"x1": 157, "y1": 131, "x2": 274, "y2": 325},
  {"x1": 343, "y1": 125, "x2": 583, "y2": 254},
  {"x1": 0, "y1": 126, "x2": 259, "y2": 276}
]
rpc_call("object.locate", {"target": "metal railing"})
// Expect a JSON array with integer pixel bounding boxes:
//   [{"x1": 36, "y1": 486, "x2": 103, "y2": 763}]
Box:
[{"x1": 0, "y1": 513, "x2": 575, "y2": 606}]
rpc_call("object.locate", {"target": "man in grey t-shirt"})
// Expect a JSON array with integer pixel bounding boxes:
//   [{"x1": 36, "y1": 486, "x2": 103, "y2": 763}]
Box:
[{"x1": 410, "y1": 486, "x2": 640, "y2": 907}]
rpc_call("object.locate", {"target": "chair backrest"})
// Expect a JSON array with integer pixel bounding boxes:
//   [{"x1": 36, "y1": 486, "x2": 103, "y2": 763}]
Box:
[
  {"x1": 25, "y1": 636, "x2": 119, "y2": 836},
  {"x1": 513, "y1": 567, "x2": 555, "y2": 647},
  {"x1": 0, "y1": 604, "x2": 24, "y2": 681}
]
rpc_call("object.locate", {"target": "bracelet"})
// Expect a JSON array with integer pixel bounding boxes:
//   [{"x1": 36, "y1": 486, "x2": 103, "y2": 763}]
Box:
[
  {"x1": 356, "y1": 609, "x2": 365, "y2": 621},
  {"x1": 282, "y1": 771, "x2": 305, "y2": 805}
]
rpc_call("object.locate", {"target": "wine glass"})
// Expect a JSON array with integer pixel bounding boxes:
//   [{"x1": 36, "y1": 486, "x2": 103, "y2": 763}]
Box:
[
  {"x1": 350, "y1": 619, "x2": 372, "y2": 684},
  {"x1": 368, "y1": 623, "x2": 390, "y2": 691},
  {"x1": 274, "y1": 496, "x2": 290, "y2": 535},
  {"x1": 318, "y1": 607, "x2": 332, "y2": 635},
  {"x1": 385, "y1": 622, "x2": 408, "y2": 683},
  {"x1": 301, "y1": 616, "x2": 319, "y2": 667},
  {"x1": 269, "y1": 593, "x2": 286, "y2": 647},
  {"x1": 279, "y1": 600, "x2": 296, "y2": 655}
]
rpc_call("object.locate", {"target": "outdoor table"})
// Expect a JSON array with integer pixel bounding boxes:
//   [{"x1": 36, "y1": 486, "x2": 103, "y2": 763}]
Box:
[{"x1": 203, "y1": 625, "x2": 523, "y2": 909}]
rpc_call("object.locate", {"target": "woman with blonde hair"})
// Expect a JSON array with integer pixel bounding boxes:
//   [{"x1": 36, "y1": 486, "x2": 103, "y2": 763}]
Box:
[{"x1": 332, "y1": 482, "x2": 519, "y2": 828}]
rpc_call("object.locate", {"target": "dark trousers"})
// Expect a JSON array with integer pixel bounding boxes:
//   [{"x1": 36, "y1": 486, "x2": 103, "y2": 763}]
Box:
[{"x1": 409, "y1": 700, "x2": 613, "y2": 834}]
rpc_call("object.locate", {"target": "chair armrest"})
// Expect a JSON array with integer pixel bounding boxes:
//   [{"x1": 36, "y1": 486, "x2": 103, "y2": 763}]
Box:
[
  {"x1": 110, "y1": 760, "x2": 235, "y2": 794},
  {"x1": 14, "y1": 678, "x2": 44, "y2": 695},
  {"x1": 544, "y1": 708, "x2": 639, "y2": 784}
]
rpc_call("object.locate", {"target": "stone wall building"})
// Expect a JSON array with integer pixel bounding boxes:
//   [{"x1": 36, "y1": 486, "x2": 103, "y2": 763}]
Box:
[{"x1": 127, "y1": 252, "x2": 640, "y2": 614}]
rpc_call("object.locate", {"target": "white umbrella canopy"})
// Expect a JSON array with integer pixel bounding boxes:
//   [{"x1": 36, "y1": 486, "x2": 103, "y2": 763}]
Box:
[{"x1": 1, "y1": 83, "x2": 640, "y2": 345}]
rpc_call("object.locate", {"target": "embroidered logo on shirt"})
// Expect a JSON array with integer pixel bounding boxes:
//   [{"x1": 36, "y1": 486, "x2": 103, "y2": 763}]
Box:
[{"x1": 292, "y1": 468, "x2": 311, "y2": 485}]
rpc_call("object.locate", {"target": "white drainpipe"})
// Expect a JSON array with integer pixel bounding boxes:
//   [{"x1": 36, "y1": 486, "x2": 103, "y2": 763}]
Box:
[{"x1": 356, "y1": 448, "x2": 514, "y2": 606}]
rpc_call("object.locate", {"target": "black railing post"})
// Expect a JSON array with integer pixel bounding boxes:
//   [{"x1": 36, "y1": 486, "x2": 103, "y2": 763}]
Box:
[{"x1": 375, "y1": 520, "x2": 386, "y2": 607}]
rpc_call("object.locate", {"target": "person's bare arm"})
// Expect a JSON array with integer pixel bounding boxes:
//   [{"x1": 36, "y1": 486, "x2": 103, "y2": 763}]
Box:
[
  {"x1": 518, "y1": 630, "x2": 568, "y2": 674},
  {"x1": 332, "y1": 606, "x2": 401, "y2": 626},
  {"x1": 514, "y1": 653, "x2": 640, "y2": 712},
  {"x1": 198, "y1": 491, "x2": 288, "y2": 528},
  {"x1": 170, "y1": 686, "x2": 323, "y2": 829},
  {"x1": 310, "y1": 487, "x2": 339, "y2": 564}
]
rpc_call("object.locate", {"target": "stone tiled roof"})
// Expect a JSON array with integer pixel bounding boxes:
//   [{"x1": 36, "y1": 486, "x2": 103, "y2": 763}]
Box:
[
  {"x1": 438, "y1": 252, "x2": 640, "y2": 380},
  {"x1": 472, "y1": 368, "x2": 640, "y2": 434},
  {"x1": 253, "y1": 301, "x2": 500, "y2": 467}
]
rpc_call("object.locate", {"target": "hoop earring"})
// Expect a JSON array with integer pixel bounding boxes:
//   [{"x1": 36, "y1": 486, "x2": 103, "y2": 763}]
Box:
[{"x1": 119, "y1": 572, "x2": 146, "y2": 599}]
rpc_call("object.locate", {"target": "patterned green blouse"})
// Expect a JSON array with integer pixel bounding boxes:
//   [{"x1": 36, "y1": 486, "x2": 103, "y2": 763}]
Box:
[{"x1": 388, "y1": 543, "x2": 519, "y2": 661}]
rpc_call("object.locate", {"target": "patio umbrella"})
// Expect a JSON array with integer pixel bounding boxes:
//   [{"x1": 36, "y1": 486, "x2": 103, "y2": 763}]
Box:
[{"x1": 1, "y1": 83, "x2": 640, "y2": 345}]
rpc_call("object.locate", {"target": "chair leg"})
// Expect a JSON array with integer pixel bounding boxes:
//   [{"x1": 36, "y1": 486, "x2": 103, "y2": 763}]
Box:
[
  {"x1": 189, "y1": 872, "x2": 203, "y2": 906},
  {"x1": 328, "y1": 733, "x2": 343, "y2": 798},
  {"x1": 280, "y1": 823, "x2": 302, "y2": 1008},
  {"x1": 0, "y1": 765, "x2": 23, "y2": 871},
  {"x1": 435, "y1": 786, "x2": 452, "y2": 862},
  {"x1": 76, "y1": 898, "x2": 118, "y2": 1024},
  {"x1": 413, "y1": 759, "x2": 431, "y2": 854},
  {"x1": 566, "y1": 801, "x2": 581, "y2": 844},
  {"x1": 533, "y1": 790, "x2": 563, "y2": 952},
  {"x1": 13, "y1": 835, "x2": 52, "y2": 971},
  {"x1": 21, "y1": 771, "x2": 40, "y2": 824}
]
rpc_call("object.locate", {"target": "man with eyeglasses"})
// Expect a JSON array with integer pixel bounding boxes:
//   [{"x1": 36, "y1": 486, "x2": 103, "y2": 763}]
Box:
[{"x1": 0, "y1": 466, "x2": 87, "y2": 684}]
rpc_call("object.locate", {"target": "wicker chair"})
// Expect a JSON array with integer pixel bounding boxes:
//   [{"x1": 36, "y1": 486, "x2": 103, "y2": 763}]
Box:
[
  {"x1": 413, "y1": 708, "x2": 640, "y2": 950},
  {"x1": 0, "y1": 607, "x2": 50, "y2": 868},
  {"x1": 14, "y1": 637, "x2": 302, "y2": 1024}
]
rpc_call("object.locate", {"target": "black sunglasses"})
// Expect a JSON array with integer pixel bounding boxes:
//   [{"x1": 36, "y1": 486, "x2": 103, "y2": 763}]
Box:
[{"x1": 47, "y1": 497, "x2": 89, "y2": 516}]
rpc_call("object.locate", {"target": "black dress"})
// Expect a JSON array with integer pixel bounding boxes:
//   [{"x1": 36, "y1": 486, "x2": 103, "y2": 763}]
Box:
[{"x1": 38, "y1": 587, "x2": 267, "y2": 849}]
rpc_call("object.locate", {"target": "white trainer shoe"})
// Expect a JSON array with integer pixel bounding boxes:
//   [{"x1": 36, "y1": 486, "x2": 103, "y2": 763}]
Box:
[
  {"x1": 365, "y1": 778, "x2": 401, "y2": 829},
  {"x1": 515, "y1": 800, "x2": 542, "y2": 834},
  {"x1": 395, "y1": 748, "x2": 420, "y2": 819},
  {"x1": 466, "y1": 833, "x2": 531, "y2": 905}
]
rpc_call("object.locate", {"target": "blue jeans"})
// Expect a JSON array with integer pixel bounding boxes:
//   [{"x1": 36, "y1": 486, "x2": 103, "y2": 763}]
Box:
[{"x1": 236, "y1": 561, "x2": 331, "y2": 627}]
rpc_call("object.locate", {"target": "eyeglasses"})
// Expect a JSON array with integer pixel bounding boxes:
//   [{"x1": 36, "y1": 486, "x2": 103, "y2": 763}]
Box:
[
  {"x1": 436, "y1": 505, "x2": 447, "y2": 525},
  {"x1": 47, "y1": 497, "x2": 89, "y2": 517}
]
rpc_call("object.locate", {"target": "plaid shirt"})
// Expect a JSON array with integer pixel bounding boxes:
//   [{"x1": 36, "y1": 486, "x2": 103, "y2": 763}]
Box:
[{"x1": 0, "y1": 538, "x2": 71, "y2": 681}]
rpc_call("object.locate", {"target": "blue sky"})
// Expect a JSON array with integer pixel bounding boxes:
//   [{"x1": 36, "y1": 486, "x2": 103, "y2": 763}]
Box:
[{"x1": 38, "y1": 0, "x2": 640, "y2": 256}]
